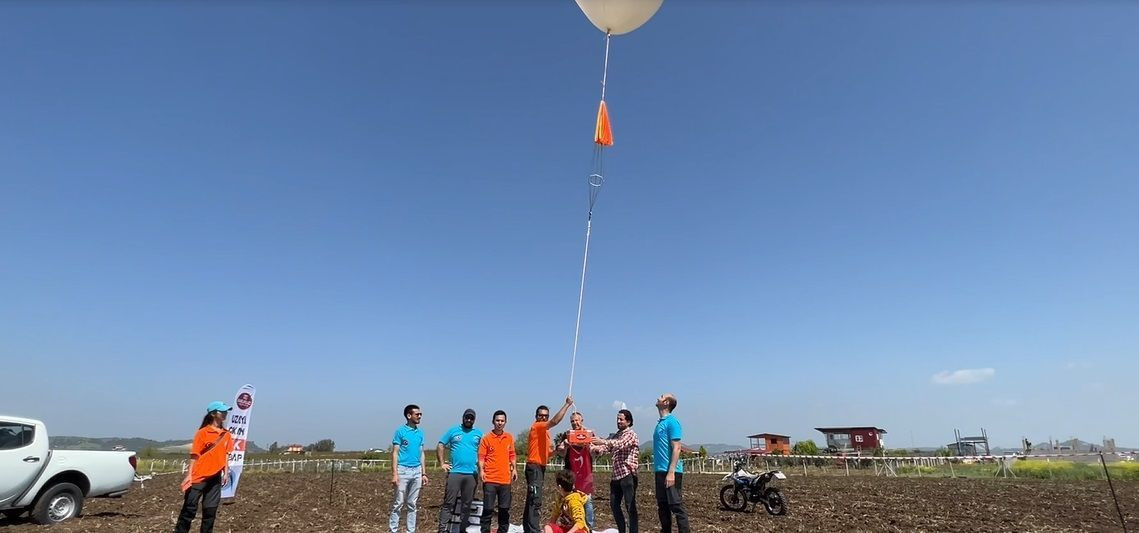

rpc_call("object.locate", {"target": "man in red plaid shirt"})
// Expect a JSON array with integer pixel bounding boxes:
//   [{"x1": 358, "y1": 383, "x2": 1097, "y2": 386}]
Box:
[{"x1": 593, "y1": 409, "x2": 640, "y2": 533}]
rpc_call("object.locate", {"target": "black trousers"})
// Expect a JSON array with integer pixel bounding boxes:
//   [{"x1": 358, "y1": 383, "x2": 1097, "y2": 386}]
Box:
[
  {"x1": 611, "y1": 474, "x2": 639, "y2": 533},
  {"x1": 173, "y1": 472, "x2": 222, "y2": 533},
  {"x1": 481, "y1": 482, "x2": 512, "y2": 533},
  {"x1": 653, "y1": 472, "x2": 689, "y2": 533},
  {"x1": 438, "y1": 473, "x2": 477, "y2": 533},
  {"x1": 522, "y1": 464, "x2": 545, "y2": 533}
]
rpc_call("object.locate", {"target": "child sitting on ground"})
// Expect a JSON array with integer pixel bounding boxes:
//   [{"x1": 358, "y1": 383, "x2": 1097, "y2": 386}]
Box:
[{"x1": 545, "y1": 469, "x2": 590, "y2": 533}]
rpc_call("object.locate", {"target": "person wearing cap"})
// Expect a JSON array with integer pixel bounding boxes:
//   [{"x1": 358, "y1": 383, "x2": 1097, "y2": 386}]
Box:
[
  {"x1": 390, "y1": 404, "x2": 428, "y2": 533},
  {"x1": 437, "y1": 409, "x2": 483, "y2": 533},
  {"x1": 174, "y1": 401, "x2": 234, "y2": 533}
]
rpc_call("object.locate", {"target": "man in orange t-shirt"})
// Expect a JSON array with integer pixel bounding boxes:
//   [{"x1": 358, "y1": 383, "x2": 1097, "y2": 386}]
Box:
[
  {"x1": 478, "y1": 410, "x2": 516, "y2": 533},
  {"x1": 522, "y1": 397, "x2": 573, "y2": 533}
]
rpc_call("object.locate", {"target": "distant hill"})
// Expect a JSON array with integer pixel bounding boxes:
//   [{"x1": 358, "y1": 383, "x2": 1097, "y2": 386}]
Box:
[
  {"x1": 50, "y1": 436, "x2": 265, "y2": 454},
  {"x1": 1027, "y1": 438, "x2": 1136, "y2": 454},
  {"x1": 693, "y1": 443, "x2": 746, "y2": 455}
]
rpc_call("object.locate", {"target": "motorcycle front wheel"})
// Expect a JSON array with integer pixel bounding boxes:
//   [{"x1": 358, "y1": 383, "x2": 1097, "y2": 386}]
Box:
[
  {"x1": 762, "y1": 487, "x2": 787, "y2": 516},
  {"x1": 719, "y1": 485, "x2": 749, "y2": 511}
]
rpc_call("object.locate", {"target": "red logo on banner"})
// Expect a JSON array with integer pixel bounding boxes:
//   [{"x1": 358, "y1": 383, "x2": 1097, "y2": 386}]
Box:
[
  {"x1": 235, "y1": 439, "x2": 247, "y2": 452},
  {"x1": 236, "y1": 392, "x2": 253, "y2": 410}
]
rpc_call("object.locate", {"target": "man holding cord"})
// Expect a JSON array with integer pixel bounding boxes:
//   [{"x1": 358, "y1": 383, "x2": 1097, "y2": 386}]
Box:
[{"x1": 523, "y1": 397, "x2": 574, "y2": 533}]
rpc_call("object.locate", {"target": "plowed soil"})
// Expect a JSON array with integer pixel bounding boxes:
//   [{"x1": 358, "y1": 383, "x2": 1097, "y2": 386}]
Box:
[{"x1": 3, "y1": 472, "x2": 1136, "y2": 532}]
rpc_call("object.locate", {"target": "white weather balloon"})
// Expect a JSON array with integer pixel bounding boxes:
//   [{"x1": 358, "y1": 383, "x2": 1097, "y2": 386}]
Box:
[{"x1": 574, "y1": 0, "x2": 664, "y2": 36}]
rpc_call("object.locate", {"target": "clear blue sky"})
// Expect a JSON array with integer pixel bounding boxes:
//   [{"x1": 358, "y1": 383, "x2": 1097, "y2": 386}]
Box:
[{"x1": 2, "y1": 2, "x2": 1136, "y2": 451}]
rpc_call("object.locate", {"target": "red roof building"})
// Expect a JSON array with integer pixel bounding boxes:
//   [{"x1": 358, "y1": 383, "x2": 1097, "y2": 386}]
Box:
[
  {"x1": 745, "y1": 433, "x2": 792, "y2": 455},
  {"x1": 815, "y1": 427, "x2": 886, "y2": 452}
]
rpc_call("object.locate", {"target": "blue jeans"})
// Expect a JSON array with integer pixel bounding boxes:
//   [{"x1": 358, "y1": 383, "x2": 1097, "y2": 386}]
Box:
[
  {"x1": 584, "y1": 497, "x2": 595, "y2": 531},
  {"x1": 390, "y1": 465, "x2": 423, "y2": 533}
]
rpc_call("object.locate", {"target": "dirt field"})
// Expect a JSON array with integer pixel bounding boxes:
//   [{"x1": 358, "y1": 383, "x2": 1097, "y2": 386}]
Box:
[{"x1": 3, "y1": 472, "x2": 1137, "y2": 532}]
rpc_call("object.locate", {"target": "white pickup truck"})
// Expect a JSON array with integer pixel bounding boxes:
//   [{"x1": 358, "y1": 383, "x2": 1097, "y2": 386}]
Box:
[{"x1": 0, "y1": 416, "x2": 137, "y2": 524}]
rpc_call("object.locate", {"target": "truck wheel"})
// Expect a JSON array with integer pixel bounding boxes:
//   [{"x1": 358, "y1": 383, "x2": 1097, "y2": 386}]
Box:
[{"x1": 31, "y1": 482, "x2": 84, "y2": 524}]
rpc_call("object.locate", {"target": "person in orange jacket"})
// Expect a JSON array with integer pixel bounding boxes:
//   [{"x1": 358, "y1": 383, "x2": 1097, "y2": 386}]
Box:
[{"x1": 174, "y1": 401, "x2": 234, "y2": 533}]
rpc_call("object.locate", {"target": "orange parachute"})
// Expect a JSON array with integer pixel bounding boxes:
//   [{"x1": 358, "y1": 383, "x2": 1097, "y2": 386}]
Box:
[{"x1": 594, "y1": 100, "x2": 613, "y2": 147}]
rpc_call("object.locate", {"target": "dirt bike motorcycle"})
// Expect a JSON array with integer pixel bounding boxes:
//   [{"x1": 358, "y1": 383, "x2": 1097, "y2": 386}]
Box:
[{"x1": 718, "y1": 459, "x2": 787, "y2": 515}]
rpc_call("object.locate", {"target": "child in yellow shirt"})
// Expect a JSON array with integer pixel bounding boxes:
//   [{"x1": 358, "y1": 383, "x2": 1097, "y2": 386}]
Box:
[{"x1": 545, "y1": 469, "x2": 590, "y2": 533}]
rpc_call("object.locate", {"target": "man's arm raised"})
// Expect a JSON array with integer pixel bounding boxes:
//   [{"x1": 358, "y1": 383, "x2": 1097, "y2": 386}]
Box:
[{"x1": 548, "y1": 396, "x2": 574, "y2": 427}]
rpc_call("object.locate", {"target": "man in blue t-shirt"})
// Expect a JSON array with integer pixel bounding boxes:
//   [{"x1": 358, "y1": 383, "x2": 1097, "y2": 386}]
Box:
[
  {"x1": 390, "y1": 404, "x2": 427, "y2": 533},
  {"x1": 652, "y1": 393, "x2": 689, "y2": 533},
  {"x1": 437, "y1": 408, "x2": 484, "y2": 533}
]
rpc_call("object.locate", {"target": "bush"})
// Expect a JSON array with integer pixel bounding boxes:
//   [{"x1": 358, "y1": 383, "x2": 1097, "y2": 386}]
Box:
[
  {"x1": 554, "y1": 431, "x2": 569, "y2": 448},
  {"x1": 515, "y1": 429, "x2": 530, "y2": 459},
  {"x1": 1009, "y1": 459, "x2": 1139, "y2": 480},
  {"x1": 791, "y1": 440, "x2": 818, "y2": 455},
  {"x1": 638, "y1": 449, "x2": 653, "y2": 464},
  {"x1": 897, "y1": 465, "x2": 940, "y2": 476},
  {"x1": 1112, "y1": 461, "x2": 1139, "y2": 480}
]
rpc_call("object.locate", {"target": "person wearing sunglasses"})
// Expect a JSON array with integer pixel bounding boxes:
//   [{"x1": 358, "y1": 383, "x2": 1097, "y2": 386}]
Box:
[
  {"x1": 523, "y1": 396, "x2": 573, "y2": 533},
  {"x1": 390, "y1": 404, "x2": 428, "y2": 533},
  {"x1": 437, "y1": 409, "x2": 482, "y2": 533}
]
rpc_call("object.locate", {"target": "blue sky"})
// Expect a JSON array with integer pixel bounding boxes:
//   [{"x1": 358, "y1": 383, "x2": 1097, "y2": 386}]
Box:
[{"x1": 2, "y1": 2, "x2": 1136, "y2": 451}]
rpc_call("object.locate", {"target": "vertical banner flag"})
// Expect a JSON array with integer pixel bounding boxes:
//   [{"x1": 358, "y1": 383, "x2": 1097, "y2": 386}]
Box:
[{"x1": 221, "y1": 384, "x2": 255, "y2": 499}]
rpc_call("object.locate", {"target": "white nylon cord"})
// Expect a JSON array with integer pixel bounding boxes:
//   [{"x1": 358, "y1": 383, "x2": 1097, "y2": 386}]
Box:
[{"x1": 568, "y1": 32, "x2": 613, "y2": 400}]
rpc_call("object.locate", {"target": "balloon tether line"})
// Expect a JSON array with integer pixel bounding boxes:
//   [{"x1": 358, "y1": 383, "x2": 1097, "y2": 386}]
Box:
[
  {"x1": 600, "y1": 31, "x2": 611, "y2": 101},
  {"x1": 568, "y1": 31, "x2": 612, "y2": 402}
]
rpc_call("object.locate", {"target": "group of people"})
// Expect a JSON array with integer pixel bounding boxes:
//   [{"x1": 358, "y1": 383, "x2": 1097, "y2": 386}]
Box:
[
  {"x1": 394, "y1": 393, "x2": 690, "y2": 533},
  {"x1": 174, "y1": 393, "x2": 690, "y2": 533}
]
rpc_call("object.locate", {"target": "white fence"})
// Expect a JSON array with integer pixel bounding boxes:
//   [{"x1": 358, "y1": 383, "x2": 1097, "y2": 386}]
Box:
[
  {"x1": 141, "y1": 458, "x2": 660, "y2": 476},
  {"x1": 139, "y1": 452, "x2": 1132, "y2": 479}
]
